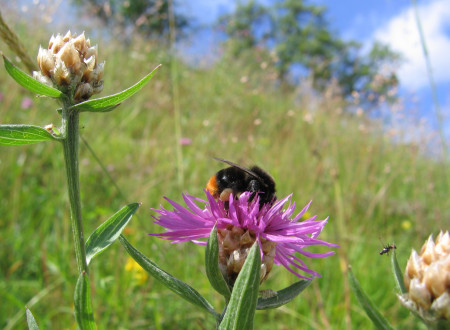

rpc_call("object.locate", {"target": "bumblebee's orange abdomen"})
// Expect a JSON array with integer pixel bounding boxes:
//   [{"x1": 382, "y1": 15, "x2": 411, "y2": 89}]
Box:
[{"x1": 206, "y1": 175, "x2": 219, "y2": 198}]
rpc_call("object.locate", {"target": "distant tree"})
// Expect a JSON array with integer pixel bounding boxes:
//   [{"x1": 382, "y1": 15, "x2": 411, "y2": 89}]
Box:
[
  {"x1": 220, "y1": 1, "x2": 269, "y2": 54},
  {"x1": 72, "y1": 0, "x2": 189, "y2": 40},
  {"x1": 332, "y1": 41, "x2": 400, "y2": 105},
  {"x1": 219, "y1": 0, "x2": 400, "y2": 106}
]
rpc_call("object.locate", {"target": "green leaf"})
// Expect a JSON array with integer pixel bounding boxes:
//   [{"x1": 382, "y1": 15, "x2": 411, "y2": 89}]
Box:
[
  {"x1": 205, "y1": 227, "x2": 231, "y2": 301},
  {"x1": 25, "y1": 308, "x2": 39, "y2": 330},
  {"x1": 219, "y1": 242, "x2": 261, "y2": 330},
  {"x1": 74, "y1": 272, "x2": 96, "y2": 330},
  {"x1": 348, "y1": 266, "x2": 394, "y2": 330},
  {"x1": 391, "y1": 250, "x2": 407, "y2": 294},
  {"x1": 85, "y1": 203, "x2": 140, "y2": 265},
  {"x1": 0, "y1": 125, "x2": 55, "y2": 146},
  {"x1": 68, "y1": 64, "x2": 161, "y2": 113},
  {"x1": 2, "y1": 55, "x2": 62, "y2": 98},
  {"x1": 256, "y1": 279, "x2": 312, "y2": 310},
  {"x1": 119, "y1": 235, "x2": 219, "y2": 319}
]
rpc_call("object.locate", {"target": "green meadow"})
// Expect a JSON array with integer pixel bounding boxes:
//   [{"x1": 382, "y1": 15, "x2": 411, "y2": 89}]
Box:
[{"x1": 1, "y1": 19, "x2": 448, "y2": 329}]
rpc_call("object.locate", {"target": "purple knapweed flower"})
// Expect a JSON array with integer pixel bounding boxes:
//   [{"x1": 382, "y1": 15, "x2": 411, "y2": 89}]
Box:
[
  {"x1": 151, "y1": 191, "x2": 338, "y2": 283},
  {"x1": 21, "y1": 97, "x2": 33, "y2": 109},
  {"x1": 179, "y1": 137, "x2": 192, "y2": 146}
]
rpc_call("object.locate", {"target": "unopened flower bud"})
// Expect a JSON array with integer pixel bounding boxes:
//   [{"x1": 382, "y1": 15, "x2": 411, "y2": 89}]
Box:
[
  {"x1": 399, "y1": 231, "x2": 450, "y2": 325},
  {"x1": 33, "y1": 31, "x2": 104, "y2": 103}
]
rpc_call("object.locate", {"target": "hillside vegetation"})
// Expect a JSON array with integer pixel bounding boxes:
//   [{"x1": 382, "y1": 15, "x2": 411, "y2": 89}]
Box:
[{"x1": 0, "y1": 20, "x2": 447, "y2": 329}]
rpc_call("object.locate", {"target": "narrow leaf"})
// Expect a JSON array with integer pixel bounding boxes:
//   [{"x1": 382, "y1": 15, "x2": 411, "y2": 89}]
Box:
[
  {"x1": 256, "y1": 279, "x2": 312, "y2": 310},
  {"x1": 205, "y1": 227, "x2": 231, "y2": 300},
  {"x1": 391, "y1": 250, "x2": 407, "y2": 294},
  {"x1": 85, "y1": 203, "x2": 140, "y2": 265},
  {"x1": 74, "y1": 272, "x2": 95, "y2": 330},
  {"x1": 68, "y1": 64, "x2": 161, "y2": 113},
  {"x1": 119, "y1": 235, "x2": 219, "y2": 319},
  {"x1": 0, "y1": 125, "x2": 55, "y2": 146},
  {"x1": 348, "y1": 266, "x2": 394, "y2": 330},
  {"x1": 2, "y1": 55, "x2": 62, "y2": 98},
  {"x1": 219, "y1": 242, "x2": 261, "y2": 330},
  {"x1": 25, "y1": 308, "x2": 39, "y2": 330}
]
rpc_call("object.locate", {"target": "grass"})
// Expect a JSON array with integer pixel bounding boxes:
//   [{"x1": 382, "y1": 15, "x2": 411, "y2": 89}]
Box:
[{"x1": 0, "y1": 18, "x2": 447, "y2": 329}]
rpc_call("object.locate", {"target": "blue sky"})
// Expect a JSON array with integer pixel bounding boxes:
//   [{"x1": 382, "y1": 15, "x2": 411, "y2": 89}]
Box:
[
  {"x1": 183, "y1": 0, "x2": 450, "y2": 91},
  {"x1": 320, "y1": 0, "x2": 450, "y2": 137},
  {"x1": 180, "y1": 0, "x2": 450, "y2": 141}
]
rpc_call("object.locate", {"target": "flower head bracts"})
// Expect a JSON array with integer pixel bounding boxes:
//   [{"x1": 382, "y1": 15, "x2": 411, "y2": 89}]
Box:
[
  {"x1": 399, "y1": 231, "x2": 450, "y2": 323},
  {"x1": 33, "y1": 31, "x2": 104, "y2": 103}
]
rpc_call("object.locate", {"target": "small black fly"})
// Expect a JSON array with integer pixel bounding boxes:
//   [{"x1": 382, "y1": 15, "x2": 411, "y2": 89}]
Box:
[{"x1": 379, "y1": 243, "x2": 396, "y2": 255}]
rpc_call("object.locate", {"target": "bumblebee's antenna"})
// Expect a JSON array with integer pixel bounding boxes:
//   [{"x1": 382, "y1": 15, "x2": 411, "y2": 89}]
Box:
[{"x1": 213, "y1": 157, "x2": 266, "y2": 185}]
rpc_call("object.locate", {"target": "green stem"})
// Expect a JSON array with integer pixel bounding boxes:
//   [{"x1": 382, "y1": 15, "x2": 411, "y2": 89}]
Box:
[
  {"x1": 168, "y1": 0, "x2": 184, "y2": 189},
  {"x1": 217, "y1": 302, "x2": 228, "y2": 328},
  {"x1": 62, "y1": 109, "x2": 88, "y2": 274}
]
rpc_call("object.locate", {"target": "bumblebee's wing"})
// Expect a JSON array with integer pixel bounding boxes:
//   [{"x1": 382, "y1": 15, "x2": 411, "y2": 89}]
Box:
[{"x1": 213, "y1": 157, "x2": 265, "y2": 183}]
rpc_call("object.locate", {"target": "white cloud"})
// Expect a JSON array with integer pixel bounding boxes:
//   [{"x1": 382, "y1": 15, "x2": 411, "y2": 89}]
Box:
[{"x1": 371, "y1": 0, "x2": 450, "y2": 90}]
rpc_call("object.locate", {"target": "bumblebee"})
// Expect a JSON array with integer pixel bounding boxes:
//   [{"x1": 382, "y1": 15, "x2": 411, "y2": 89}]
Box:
[{"x1": 206, "y1": 158, "x2": 276, "y2": 208}]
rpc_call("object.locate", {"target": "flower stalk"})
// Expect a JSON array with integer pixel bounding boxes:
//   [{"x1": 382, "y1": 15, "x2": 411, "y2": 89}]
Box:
[{"x1": 61, "y1": 108, "x2": 88, "y2": 274}]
